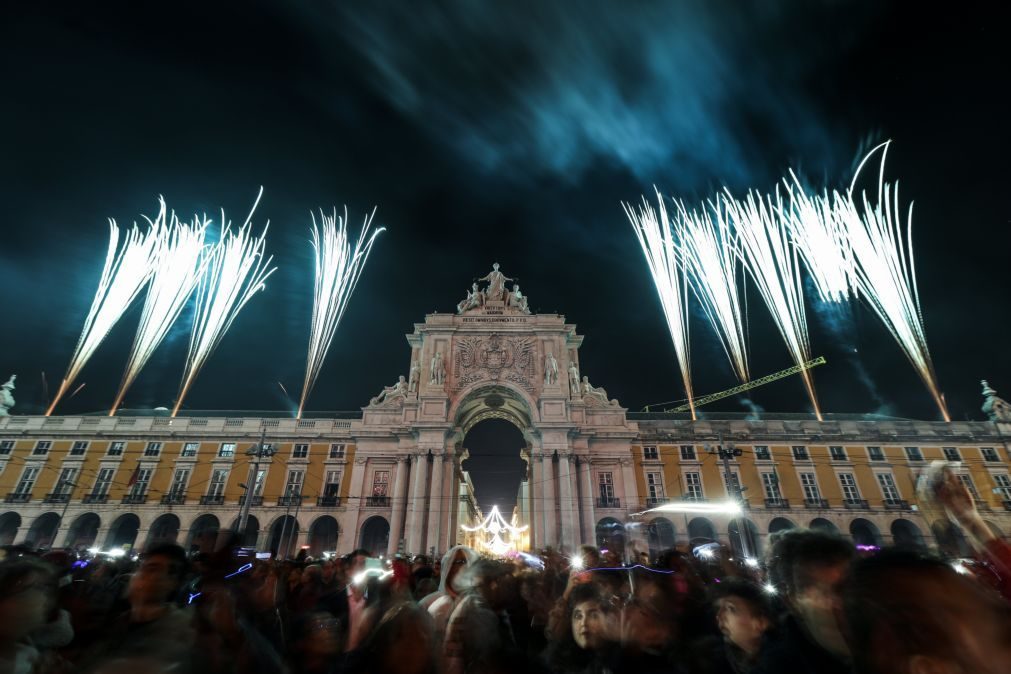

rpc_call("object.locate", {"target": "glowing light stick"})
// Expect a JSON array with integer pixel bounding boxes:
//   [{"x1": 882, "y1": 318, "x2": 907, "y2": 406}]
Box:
[
  {"x1": 725, "y1": 189, "x2": 822, "y2": 420},
  {"x1": 110, "y1": 206, "x2": 210, "y2": 415},
  {"x1": 297, "y1": 207, "x2": 383, "y2": 418},
  {"x1": 838, "y1": 142, "x2": 950, "y2": 421},
  {"x1": 46, "y1": 216, "x2": 159, "y2": 415},
  {"x1": 172, "y1": 189, "x2": 276, "y2": 416},
  {"x1": 624, "y1": 193, "x2": 696, "y2": 419}
]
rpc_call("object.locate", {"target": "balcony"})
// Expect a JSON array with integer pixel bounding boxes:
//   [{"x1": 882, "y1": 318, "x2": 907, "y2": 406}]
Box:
[
  {"x1": 4, "y1": 493, "x2": 30, "y2": 504},
  {"x1": 43, "y1": 493, "x2": 71, "y2": 504},
  {"x1": 1003, "y1": 500, "x2": 1011, "y2": 512},
  {"x1": 883, "y1": 499, "x2": 910, "y2": 510},
  {"x1": 804, "y1": 498, "x2": 830, "y2": 509},
  {"x1": 83, "y1": 493, "x2": 108, "y2": 504},
  {"x1": 843, "y1": 499, "x2": 869, "y2": 510},
  {"x1": 764, "y1": 498, "x2": 790, "y2": 509},
  {"x1": 317, "y1": 496, "x2": 342, "y2": 507},
  {"x1": 238, "y1": 495, "x2": 263, "y2": 506},
  {"x1": 161, "y1": 494, "x2": 186, "y2": 505},
  {"x1": 596, "y1": 497, "x2": 621, "y2": 509},
  {"x1": 122, "y1": 494, "x2": 148, "y2": 504},
  {"x1": 365, "y1": 496, "x2": 391, "y2": 507},
  {"x1": 680, "y1": 495, "x2": 707, "y2": 503},
  {"x1": 645, "y1": 497, "x2": 669, "y2": 508},
  {"x1": 200, "y1": 495, "x2": 225, "y2": 506},
  {"x1": 974, "y1": 500, "x2": 991, "y2": 511},
  {"x1": 277, "y1": 495, "x2": 303, "y2": 506}
]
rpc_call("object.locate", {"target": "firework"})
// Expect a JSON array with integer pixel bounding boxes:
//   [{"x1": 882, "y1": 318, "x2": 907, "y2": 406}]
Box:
[
  {"x1": 837, "y1": 142, "x2": 949, "y2": 421},
  {"x1": 624, "y1": 193, "x2": 696, "y2": 419},
  {"x1": 110, "y1": 205, "x2": 210, "y2": 415},
  {"x1": 171, "y1": 189, "x2": 276, "y2": 416},
  {"x1": 297, "y1": 207, "x2": 384, "y2": 418},
  {"x1": 672, "y1": 196, "x2": 750, "y2": 383},
  {"x1": 725, "y1": 188, "x2": 823, "y2": 420},
  {"x1": 45, "y1": 212, "x2": 160, "y2": 416}
]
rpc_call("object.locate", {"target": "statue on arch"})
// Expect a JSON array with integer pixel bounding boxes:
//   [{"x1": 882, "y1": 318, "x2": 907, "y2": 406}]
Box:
[
  {"x1": 0, "y1": 375, "x2": 15, "y2": 417},
  {"x1": 456, "y1": 282, "x2": 485, "y2": 314},
  {"x1": 581, "y1": 375, "x2": 619, "y2": 407},
  {"x1": 408, "y1": 361, "x2": 420, "y2": 394},
  {"x1": 430, "y1": 351, "x2": 446, "y2": 386},
  {"x1": 544, "y1": 352, "x2": 559, "y2": 386},
  {"x1": 508, "y1": 284, "x2": 530, "y2": 314},
  {"x1": 478, "y1": 263, "x2": 512, "y2": 302},
  {"x1": 568, "y1": 361, "x2": 580, "y2": 398},
  {"x1": 369, "y1": 376, "x2": 408, "y2": 407}
]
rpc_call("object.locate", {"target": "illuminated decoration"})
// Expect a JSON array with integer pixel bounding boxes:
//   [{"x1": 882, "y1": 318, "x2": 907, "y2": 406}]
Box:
[
  {"x1": 111, "y1": 204, "x2": 211, "y2": 415},
  {"x1": 297, "y1": 207, "x2": 384, "y2": 419},
  {"x1": 172, "y1": 189, "x2": 276, "y2": 416},
  {"x1": 46, "y1": 215, "x2": 160, "y2": 415},
  {"x1": 624, "y1": 192, "x2": 696, "y2": 419},
  {"x1": 461, "y1": 505, "x2": 528, "y2": 556},
  {"x1": 838, "y1": 142, "x2": 950, "y2": 421},
  {"x1": 645, "y1": 500, "x2": 743, "y2": 515},
  {"x1": 725, "y1": 189, "x2": 823, "y2": 420}
]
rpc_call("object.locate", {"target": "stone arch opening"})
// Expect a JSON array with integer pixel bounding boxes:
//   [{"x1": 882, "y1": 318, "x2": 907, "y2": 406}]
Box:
[
  {"x1": 64, "y1": 513, "x2": 101, "y2": 549},
  {"x1": 359, "y1": 516, "x2": 390, "y2": 556},
  {"x1": 728, "y1": 518, "x2": 762, "y2": 557},
  {"x1": 595, "y1": 517, "x2": 625, "y2": 556},
  {"x1": 106, "y1": 513, "x2": 140, "y2": 549},
  {"x1": 0, "y1": 512, "x2": 22, "y2": 546},
  {"x1": 810, "y1": 517, "x2": 838, "y2": 533},
  {"x1": 849, "y1": 518, "x2": 883, "y2": 548},
  {"x1": 769, "y1": 517, "x2": 797, "y2": 534},
  {"x1": 26, "y1": 512, "x2": 61, "y2": 549},
  {"x1": 269, "y1": 515, "x2": 299, "y2": 559},
  {"x1": 890, "y1": 519, "x2": 925, "y2": 549},
  {"x1": 187, "y1": 514, "x2": 220, "y2": 553},
  {"x1": 229, "y1": 515, "x2": 260, "y2": 548},
  {"x1": 147, "y1": 514, "x2": 181, "y2": 549},
  {"x1": 309, "y1": 516, "x2": 339, "y2": 557},
  {"x1": 646, "y1": 517, "x2": 676, "y2": 557},
  {"x1": 687, "y1": 517, "x2": 717, "y2": 544}
]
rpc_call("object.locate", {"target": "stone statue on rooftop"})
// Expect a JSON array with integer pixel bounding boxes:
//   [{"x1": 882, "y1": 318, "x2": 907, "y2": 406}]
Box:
[
  {"x1": 544, "y1": 352, "x2": 559, "y2": 386},
  {"x1": 408, "y1": 361, "x2": 420, "y2": 394},
  {"x1": 0, "y1": 375, "x2": 14, "y2": 417},
  {"x1": 581, "y1": 375, "x2": 619, "y2": 407},
  {"x1": 508, "y1": 284, "x2": 530, "y2": 314},
  {"x1": 457, "y1": 282, "x2": 485, "y2": 314},
  {"x1": 430, "y1": 352, "x2": 446, "y2": 386},
  {"x1": 568, "y1": 362, "x2": 580, "y2": 398},
  {"x1": 981, "y1": 379, "x2": 1011, "y2": 422},
  {"x1": 478, "y1": 263, "x2": 512, "y2": 302},
  {"x1": 369, "y1": 376, "x2": 408, "y2": 407}
]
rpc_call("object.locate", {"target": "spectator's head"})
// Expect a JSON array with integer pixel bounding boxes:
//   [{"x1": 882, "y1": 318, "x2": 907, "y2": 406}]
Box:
[
  {"x1": 128, "y1": 543, "x2": 187, "y2": 607},
  {"x1": 440, "y1": 545, "x2": 478, "y2": 597},
  {"x1": 345, "y1": 548, "x2": 371, "y2": 577},
  {"x1": 709, "y1": 578, "x2": 774, "y2": 657},
  {"x1": 468, "y1": 559, "x2": 509, "y2": 608},
  {"x1": 568, "y1": 583, "x2": 612, "y2": 651},
  {"x1": 844, "y1": 549, "x2": 1011, "y2": 674},
  {"x1": 0, "y1": 557, "x2": 55, "y2": 642},
  {"x1": 365, "y1": 602, "x2": 438, "y2": 674}
]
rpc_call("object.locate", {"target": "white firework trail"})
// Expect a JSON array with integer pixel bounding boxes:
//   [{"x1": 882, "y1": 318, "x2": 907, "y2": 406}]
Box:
[
  {"x1": 46, "y1": 211, "x2": 160, "y2": 416},
  {"x1": 725, "y1": 188, "x2": 823, "y2": 420},
  {"x1": 110, "y1": 204, "x2": 210, "y2": 415},
  {"x1": 297, "y1": 207, "x2": 384, "y2": 418},
  {"x1": 837, "y1": 141, "x2": 950, "y2": 421},
  {"x1": 672, "y1": 196, "x2": 750, "y2": 383},
  {"x1": 172, "y1": 189, "x2": 277, "y2": 416},
  {"x1": 624, "y1": 193, "x2": 696, "y2": 419}
]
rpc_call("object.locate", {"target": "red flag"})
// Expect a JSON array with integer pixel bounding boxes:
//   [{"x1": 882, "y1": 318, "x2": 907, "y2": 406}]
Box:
[{"x1": 126, "y1": 464, "x2": 140, "y2": 488}]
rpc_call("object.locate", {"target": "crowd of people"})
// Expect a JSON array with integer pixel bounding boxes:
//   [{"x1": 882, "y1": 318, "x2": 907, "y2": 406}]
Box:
[{"x1": 2, "y1": 470, "x2": 1010, "y2": 674}]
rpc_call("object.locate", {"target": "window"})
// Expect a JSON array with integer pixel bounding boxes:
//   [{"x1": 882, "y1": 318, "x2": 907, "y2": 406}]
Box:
[
  {"x1": 800, "y1": 473, "x2": 821, "y2": 501},
  {"x1": 143, "y1": 442, "x2": 162, "y2": 457},
  {"x1": 643, "y1": 446, "x2": 659, "y2": 460},
  {"x1": 207, "y1": 469, "x2": 228, "y2": 498},
  {"x1": 761, "y1": 472, "x2": 782, "y2": 500},
  {"x1": 0, "y1": 441, "x2": 13, "y2": 456},
  {"x1": 218, "y1": 443, "x2": 236, "y2": 458},
  {"x1": 994, "y1": 474, "x2": 1011, "y2": 501},
  {"x1": 598, "y1": 472, "x2": 615, "y2": 500},
  {"x1": 329, "y1": 443, "x2": 346, "y2": 459},
  {"x1": 904, "y1": 446, "x2": 923, "y2": 462},
  {"x1": 14, "y1": 466, "x2": 40, "y2": 495},
  {"x1": 372, "y1": 470, "x2": 390, "y2": 497},
  {"x1": 723, "y1": 471, "x2": 742, "y2": 498},
  {"x1": 981, "y1": 447, "x2": 1000, "y2": 463},
  {"x1": 829, "y1": 446, "x2": 847, "y2": 461},
  {"x1": 839, "y1": 473, "x2": 860, "y2": 501},
  {"x1": 942, "y1": 447, "x2": 961, "y2": 462},
  {"x1": 680, "y1": 445, "x2": 696, "y2": 461},
  {"x1": 169, "y1": 468, "x2": 191, "y2": 497},
  {"x1": 791, "y1": 446, "x2": 809, "y2": 461},
  {"x1": 684, "y1": 472, "x2": 704, "y2": 500},
  {"x1": 92, "y1": 468, "x2": 115, "y2": 496},
  {"x1": 876, "y1": 473, "x2": 901, "y2": 504},
  {"x1": 284, "y1": 470, "x2": 304, "y2": 496},
  {"x1": 70, "y1": 441, "x2": 89, "y2": 456},
  {"x1": 957, "y1": 474, "x2": 982, "y2": 502},
  {"x1": 181, "y1": 443, "x2": 199, "y2": 457},
  {"x1": 753, "y1": 445, "x2": 771, "y2": 461},
  {"x1": 293, "y1": 444, "x2": 309, "y2": 459},
  {"x1": 32, "y1": 441, "x2": 52, "y2": 456},
  {"x1": 128, "y1": 468, "x2": 152, "y2": 497},
  {"x1": 55, "y1": 467, "x2": 78, "y2": 495},
  {"x1": 323, "y1": 470, "x2": 342, "y2": 497},
  {"x1": 646, "y1": 472, "x2": 665, "y2": 500},
  {"x1": 867, "y1": 446, "x2": 885, "y2": 461},
  {"x1": 251, "y1": 469, "x2": 266, "y2": 496},
  {"x1": 107, "y1": 442, "x2": 124, "y2": 457}
]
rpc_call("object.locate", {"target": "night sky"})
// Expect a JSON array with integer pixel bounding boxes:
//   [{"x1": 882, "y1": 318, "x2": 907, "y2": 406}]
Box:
[{"x1": 2, "y1": 2, "x2": 1008, "y2": 513}]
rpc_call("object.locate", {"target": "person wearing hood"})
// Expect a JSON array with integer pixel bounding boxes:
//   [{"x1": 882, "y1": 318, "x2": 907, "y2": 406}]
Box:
[{"x1": 421, "y1": 545, "x2": 479, "y2": 643}]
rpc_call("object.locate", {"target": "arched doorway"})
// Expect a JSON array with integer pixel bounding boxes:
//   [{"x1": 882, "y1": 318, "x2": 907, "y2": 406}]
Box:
[
  {"x1": 309, "y1": 516, "x2": 339, "y2": 557},
  {"x1": 647, "y1": 517, "x2": 676, "y2": 557},
  {"x1": 147, "y1": 514, "x2": 181, "y2": 548},
  {"x1": 359, "y1": 516, "x2": 389, "y2": 556},
  {"x1": 25, "y1": 513, "x2": 61, "y2": 549},
  {"x1": 64, "y1": 513, "x2": 101, "y2": 549},
  {"x1": 890, "y1": 519, "x2": 925, "y2": 549},
  {"x1": 0, "y1": 512, "x2": 21, "y2": 545},
  {"x1": 688, "y1": 517, "x2": 717, "y2": 544},
  {"x1": 728, "y1": 518, "x2": 762, "y2": 558},
  {"x1": 269, "y1": 515, "x2": 299, "y2": 559},
  {"x1": 460, "y1": 419, "x2": 528, "y2": 534},
  {"x1": 229, "y1": 515, "x2": 260, "y2": 548},
  {"x1": 931, "y1": 520, "x2": 971, "y2": 557},
  {"x1": 106, "y1": 514, "x2": 140, "y2": 549},
  {"x1": 810, "y1": 517, "x2": 838, "y2": 533},
  {"x1": 187, "y1": 514, "x2": 220, "y2": 553},
  {"x1": 849, "y1": 518, "x2": 883, "y2": 548}
]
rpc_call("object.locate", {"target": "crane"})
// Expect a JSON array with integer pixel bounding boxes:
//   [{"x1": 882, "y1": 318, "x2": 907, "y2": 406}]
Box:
[{"x1": 643, "y1": 356, "x2": 827, "y2": 414}]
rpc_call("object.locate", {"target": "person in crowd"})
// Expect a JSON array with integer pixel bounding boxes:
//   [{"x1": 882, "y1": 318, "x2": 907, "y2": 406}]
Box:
[
  {"x1": 422, "y1": 545, "x2": 479, "y2": 642},
  {"x1": 442, "y1": 559, "x2": 512, "y2": 674},
  {"x1": 684, "y1": 577, "x2": 774, "y2": 674},
  {"x1": 332, "y1": 548, "x2": 373, "y2": 653},
  {"x1": 344, "y1": 602, "x2": 439, "y2": 674},
  {"x1": 753, "y1": 528, "x2": 855, "y2": 674},
  {"x1": 543, "y1": 582, "x2": 616, "y2": 674},
  {"x1": 0, "y1": 557, "x2": 72, "y2": 674}
]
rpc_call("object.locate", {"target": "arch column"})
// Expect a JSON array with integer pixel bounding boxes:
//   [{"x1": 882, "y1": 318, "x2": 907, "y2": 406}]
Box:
[
  {"x1": 620, "y1": 458, "x2": 638, "y2": 512},
  {"x1": 387, "y1": 456, "x2": 410, "y2": 556},
  {"x1": 579, "y1": 456, "x2": 596, "y2": 546},
  {"x1": 542, "y1": 453, "x2": 557, "y2": 546},
  {"x1": 406, "y1": 453, "x2": 429, "y2": 554},
  {"x1": 339, "y1": 457, "x2": 368, "y2": 554},
  {"x1": 426, "y1": 452, "x2": 445, "y2": 556},
  {"x1": 530, "y1": 452, "x2": 544, "y2": 549},
  {"x1": 558, "y1": 452, "x2": 576, "y2": 550}
]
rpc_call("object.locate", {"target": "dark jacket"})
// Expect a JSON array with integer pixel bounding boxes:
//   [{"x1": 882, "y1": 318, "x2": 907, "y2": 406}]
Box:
[{"x1": 752, "y1": 614, "x2": 851, "y2": 674}]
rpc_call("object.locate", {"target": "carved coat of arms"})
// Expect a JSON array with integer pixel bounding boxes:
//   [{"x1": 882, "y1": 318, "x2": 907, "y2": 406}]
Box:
[{"x1": 454, "y1": 334, "x2": 536, "y2": 391}]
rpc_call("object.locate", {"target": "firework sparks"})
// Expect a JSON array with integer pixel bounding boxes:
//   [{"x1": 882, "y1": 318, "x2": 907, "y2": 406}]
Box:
[
  {"x1": 110, "y1": 204, "x2": 210, "y2": 415},
  {"x1": 171, "y1": 189, "x2": 276, "y2": 416},
  {"x1": 297, "y1": 207, "x2": 384, "y2": 418},
  {"x1": 725, "y1": 189, "x2": 822, "y2": 420},
  {"x1": 46, "y1": 214, "x2": 160, "y2": 416},
  {"x1": 672, "y1": 196, "x2": 750, "y2": 383},
  {"x1": 624, "y1": 193, "x2": 696, "y2": 418},
  {"x1": 838, "y1": 141, "x2": 949, "y2": 421}
]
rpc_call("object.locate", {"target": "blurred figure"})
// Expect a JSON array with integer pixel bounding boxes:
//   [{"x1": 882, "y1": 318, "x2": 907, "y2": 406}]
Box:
[
  {"x1": 0, "y1": 557, "x2": 71, "y2": 674},
  {"x1": 443, "y1": 559, "x2": 511, "y2": 674},
  {"x1": 617, "y1": 570, "x2": 681, "y2": 673},
  {"x1": 754, "y1": 529, "x2": 854, "y2": 674},
  {"x1": 844, "y1": 548, "x2": 1011, "y2": 674},
  {"x1": 422, "y1": 545, "x2": 479, "y2": 642},
  {"x1": 543, "y1": 583, "x2": 616, "y2": 674},
  {"x1": 689, "y1": 578, "x2": 774, "y2": 674},
  {"x1": 344, "y1": 602, "x2": 439, "y2": 674}
]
